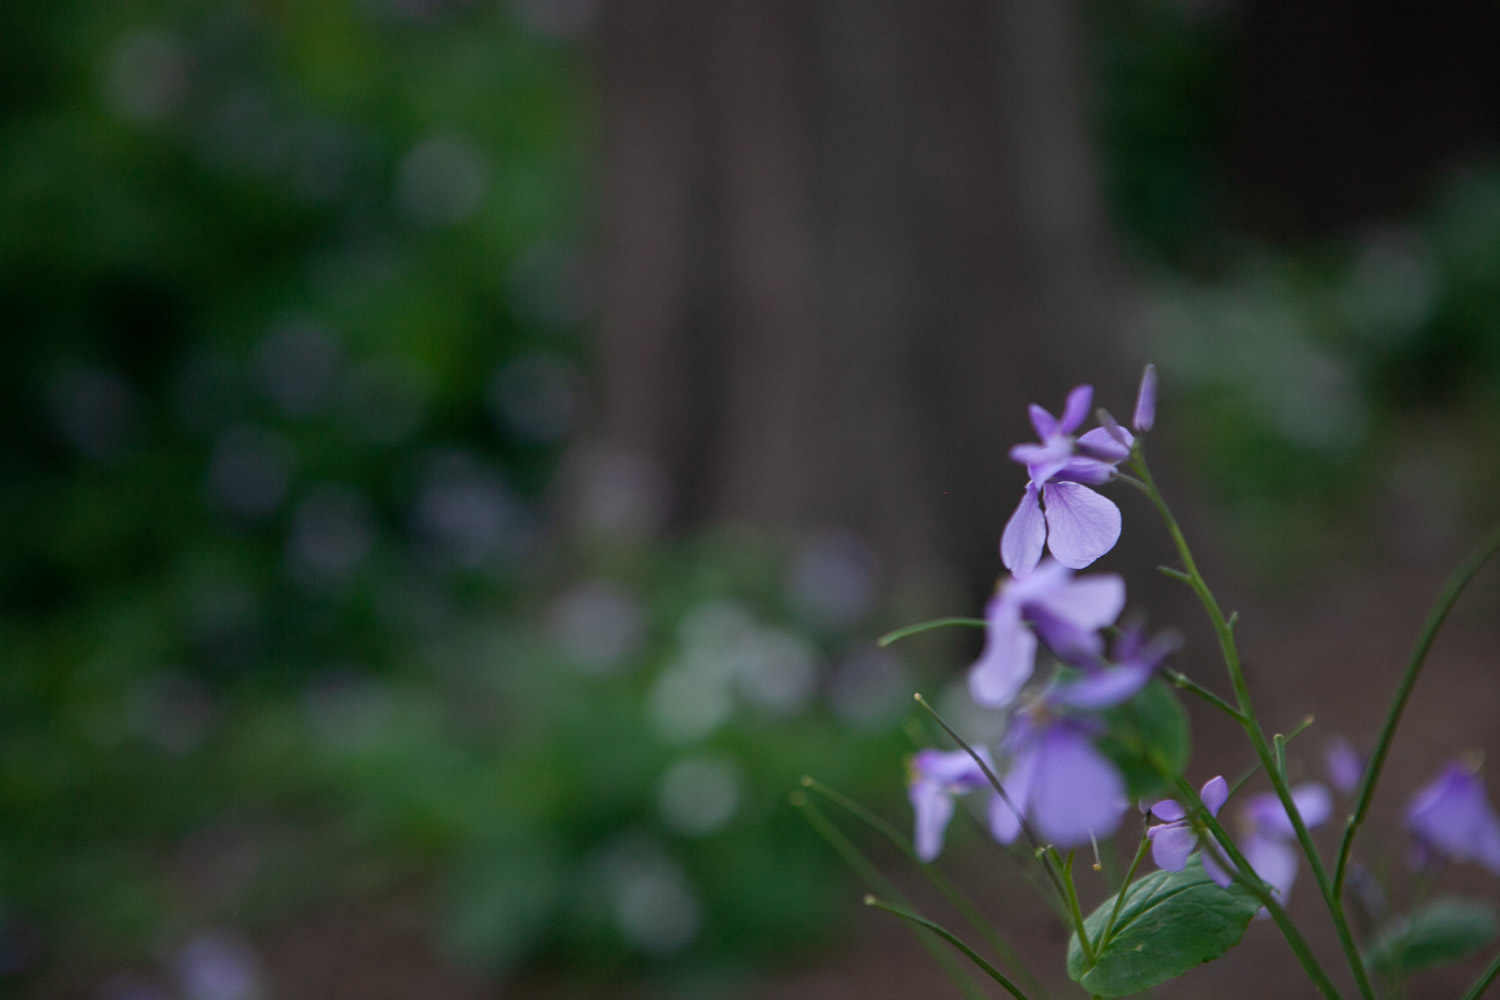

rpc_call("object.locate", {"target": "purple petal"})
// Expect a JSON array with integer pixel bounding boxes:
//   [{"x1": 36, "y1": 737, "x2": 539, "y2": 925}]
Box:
[
  {"x1": 1000, "y1": 484, "x2": 1046, "y2": 578},
  {"x1": 1326, "y1": 737, "x2": 1363, "y2": 796},
  {"x1": 967, "y1": 597, "x2": 1037, "y2": 709},
  {"x1": 1244, "y1": 833, "x2": 1299, "y2": 903},
  {"x1": 910, "y1": 778, "x2": 957, "y2": 863},
  {"x1": 1407, "y1": 762, "x2": 1500, "y2": 872},
  {"x1": 1201, "y1": 844, "x2": 1235, "y2": 888},
  {"x1": 1027, "y1": 604, "x2": 1106, "y2": 667},
  {"x1": 1059, "y1": 385, "x2": 1094, "y2": 434},
  {"x1": 1245, "y1": 784, "x2": 1331, "y2": 838},
  {"x1": 1028, "y1": 403, "x2": 1059, "y2": 440},
  {"x1": 1147, "y1": 821, "x2": 1196, "y2": 871},
  {"x1": 1201, "y1": 776, "x2": 1229, "y2": 817},
  {"x1": 1040, "y1": 483, "x2": 1122, "y2": 570},
  {"x1": 1031, "y1": 568, "x2": 1126, "y2": 633},
  {"x1": 1150, "y1": 798, "x2": 1186, "y2": 823},
  {"x1": 912, "y1": 747, "x2": 991, "y2": 789},
  {"x1": 1049, "y1": 663, "x2": 1152, "y2": 710},
  {"x1": 1133, "y1": 364, "x2": 1157, "y2": 432},
  {"x1": 1075, "y1": 427, "x2": 1133, "y2": 464},
  {"x1": 989, "y1": 745, "x2": 1039, "y2": 845},
  {"x1": 1028, "y1": 725, "x2": 1126, "y2": 847}
]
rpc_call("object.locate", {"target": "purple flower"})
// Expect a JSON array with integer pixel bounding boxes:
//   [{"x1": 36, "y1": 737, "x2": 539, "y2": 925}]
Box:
[
  {"x1": 1147, "y1": 776, "x2": 1229, "y2": 881},
  {"x1": 1048, "y1": 620, "x2": 1178, "y2": 711},
  {"x1": 968, "y1": 561, "x2": 1126, "y2": 709},
  {"x1": 989, "y1": 711, "x2": 1127, "y2": 849},
  {"x1": 1406, "y1": 761, "x2": 1500, "y2": 875},
  {"x1": 1002, "y1": 386, "x2": 1132, "y2": 577},
  {"x1": 1238, "y1": 784, "x2": 1331, "y2": 909},
  {"x1": 908, "y1": 747, "x2": 993, "y2": 862},
  {"x1": 1133, "y1": 364, "x2": 1157, "y2": 433},
  {"x1": 1325, "y1": 736, "x2": 1363, "y2": 796}
]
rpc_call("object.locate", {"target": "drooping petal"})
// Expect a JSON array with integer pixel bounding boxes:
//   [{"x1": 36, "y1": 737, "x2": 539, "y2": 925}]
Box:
[
  {"x1": 1133, "y1": 364, "x2": 1157, "y2": 432},
  {"x1": 968, "y1": 597, "x2": 1037, "y2": 709},
  {"x1": 989, "y1": 744, "x2": 1040, "y2": 845},
  {"x1": 1049, "y1": 663, "x2": 1152, "y2": 710},
  {"x1": 1201, "y1": 776, "x2": 1229, "y2": 817},
  {"x1": 1059, "y1": 385, "x2": 1094, "y2": 434},
  {"x1": 1147, "y1": 820, "x2": 1196, "y2": 871},
  {"x1": 1150, "y1": 798, "x2": 1187, "y2": 823},
  {"x1": 1026, "y1": 604, "x2": 1106, "y2": 668},
  {"x1": 1244, "y1": 833, "x2": 1300, "y2": 904},
  {"x1": 1028, "y1": 725, "x2": 1126, "y2": 847},
  {"x1": 1040, "y1": 483, "x2": 1122, "y2": 570},
  {"x1": 1200, "y1": 844, "x2": 1234, "y2": 888},
  {"x1": 1000, "y1": 484, "x2": 1046, "y2": 578},
  {"x1": 910, "y1": 778, "x2": 957, "y2": 863}
]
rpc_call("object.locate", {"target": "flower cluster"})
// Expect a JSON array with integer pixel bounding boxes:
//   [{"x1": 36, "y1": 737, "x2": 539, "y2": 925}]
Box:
[{"x1": 909, "y1": 370, "x2": 1163, "y2": 856}]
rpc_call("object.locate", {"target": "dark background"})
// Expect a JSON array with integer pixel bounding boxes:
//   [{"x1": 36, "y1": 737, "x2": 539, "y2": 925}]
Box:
[{"x1": 2, "y1": 0, "x2": 1500, "y2": 997}]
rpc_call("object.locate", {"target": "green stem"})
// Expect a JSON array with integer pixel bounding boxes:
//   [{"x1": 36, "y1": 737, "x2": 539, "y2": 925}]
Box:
[
  {"x1": 1333, "y1": 520, "x2": 1500, "y2": 898},
  {"x1": 1462, "y1": 950, "x2": 1500, "y2": 1000},
  {"x1": 801, "y1": 776, "x2": 1046, "y2": 997},
  {"x1": 1096, "y1": 834, "x2": 1150, "y2": 952},
  {"x1": 793, "y1": 793, "x2": 990, "y2": 1000},
  {"x1": 914, "y1": 693, "x2": 1069, "y2": 904},
  {"x1": 1163, "y1": 668, "x2": 1246, "y2": 722},
  {"x1": 1130, "y1": 455, "x2": 1375, "y2": 1000},
  {"x1": 878, "y1": 616, "x2": 988, "y2": 647},
  {"x1": 1170, "y1": 776, "x2": 1346, "y2": 1000},
  {"x1": 865, "y1": 895, "x2": 1034, "y2": 1000},
  {"x1": 1059, "y1": 849, "x2": 1097, "y2": 968}
]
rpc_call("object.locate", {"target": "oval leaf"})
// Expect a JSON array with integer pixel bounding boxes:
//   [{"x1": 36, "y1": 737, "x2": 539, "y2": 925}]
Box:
[
  {"x1": 1067, "y1": 854, "x2": 1261, "y2": 996},
  {"x1": 1364, "y1": 897, "x2": 1497, "y2": 981}
]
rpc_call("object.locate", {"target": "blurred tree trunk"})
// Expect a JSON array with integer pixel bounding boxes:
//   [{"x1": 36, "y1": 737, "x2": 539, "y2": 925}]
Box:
[{"x1": 592, "y1": 0, "x2": 1127, "y2": 594}]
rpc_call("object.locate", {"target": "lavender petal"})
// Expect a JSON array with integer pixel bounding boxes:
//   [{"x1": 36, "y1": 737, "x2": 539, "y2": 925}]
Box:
[
  {"x1": 1029, "y1": 725, "x2": 1126, "y2": 847},
  {"x1": 1040, "y1": 483, "x2": 1122, "y2": 570},
  {"x1": 1059, "y1": 385, "x2": 1094, "y2": 434},
  {"x1": 910, "y1": 778, "x2": 956, "y2": 863},
  {"x1": 1147, "y1": 821, "x2": 1196, "y2": 871},
  {"x1": 1000, "y1": 484, "x2": 1046, "y2": 578},
  {"x1": 1133, "y1": 364, "x2": 1157, "y2": 432}
]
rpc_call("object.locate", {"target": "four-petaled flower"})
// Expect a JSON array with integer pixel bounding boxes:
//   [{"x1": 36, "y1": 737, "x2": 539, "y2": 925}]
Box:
[
  {"x1": 1406, "y1": 760, "x2": 1500, "y2": 875},
  {"x1": 968, "y1": 560, "x2": 1126, "y2": 709},
  {"x1": 1146, "y1": 775, "x2": 1229, "y2": 881},
  {"x1": 1002, "y1": 385, "x2": 1133, "y2": 578},
  {"x1": 1236, "y1": 784, "x2": 1332, "y2": 911},
  {"x1": 907, "y1": 747, "x2": 994, "y2": 863}
]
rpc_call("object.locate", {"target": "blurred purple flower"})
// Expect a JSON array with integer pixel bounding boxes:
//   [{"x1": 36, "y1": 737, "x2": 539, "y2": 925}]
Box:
[
  {"x1": 1147, "y1": 776, "x2": 1229, "y2": 882},
  {"x1": 1048, "y1": 621, "x2": 1178, "y2": 711},
  {"x1": 1406, "y1": 761, "x2": 1500, "y2": 875},
  {"x1": 1002, "y1": 386, "x2": 1132, "y2": 577},
  {"x1": 1326, "y1": 736, "x2": 1364, "y2": 796},
  {"x1": 908, "y1": 747, "x2": 993, "y2": 862},
  {"x1": 968, "y1": 561, "x2": 1126, "y2": 709},
  {"x1": 1236, "y1": 784, "x2": 1331, "y2": 911},
  {"x1": 989, "y1": 711, "x2": 1127, "y2": 848},
  {"x1": 1133, "y1": 364, "x2": 1157, "y2": 433}
]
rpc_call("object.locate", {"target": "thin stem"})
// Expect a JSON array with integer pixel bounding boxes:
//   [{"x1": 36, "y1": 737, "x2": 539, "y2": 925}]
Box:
[
  {"x1": 1096, "y1": 834, "x2": 1150, "y2": 952},
  {"x1": 1134, "y1": 454, "x2": 1376, "y2": 1000},
  {"x1": 865, "y1": 895, "x2": 1033, "y2": 1000},
  {"x1": 1170, "y1": 775, "x2": 1346, "y2": 1000},
  {"x1": 1462, "y1": 950, "x2": 1500, "y2": 1000},
  {"x1": 1163, "y1": 668, "x2": 1246, "y2": 723},
  {"x1": 914, "y1": 693, "x2": 1069, "y2": 903},
  {"x1": 1333, "y1": 520, "x2": 1500, "y2": 898},
  {"x1": 1059, "y1": 849, "x2": 1097, "y2": 968},
  {"x1": 878, "y1": 616, "x2": 988, "y2": 647},
  {"x1": 801, "y1": 776, "x2": 1045, "y2": 996},
  {"x1": 1226, "y1": 715, "x2": 1315, "y2": 799},
  {"x1": 793, "y1": 793, "x2": 990, "y2": 1000}
]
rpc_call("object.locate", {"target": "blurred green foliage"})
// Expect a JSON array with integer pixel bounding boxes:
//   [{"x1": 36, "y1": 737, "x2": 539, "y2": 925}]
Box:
[{"x1": 0, "y1": 2, "x2": 912, "y2": 993}]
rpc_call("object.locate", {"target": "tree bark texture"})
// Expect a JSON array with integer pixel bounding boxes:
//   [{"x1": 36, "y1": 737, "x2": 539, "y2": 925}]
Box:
[{"x1": 593, "y1": 0, "x2": 1128, "y2": 594}]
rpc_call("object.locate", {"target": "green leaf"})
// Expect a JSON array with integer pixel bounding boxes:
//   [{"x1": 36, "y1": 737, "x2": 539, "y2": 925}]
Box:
[
  {"x1": 1067, "y1": 854, "x2": 1261, "y2": 996},
  {"x1": 1096, "y1": 678, "x2": 1191, "y2": 799},
  {"x1": 1364, "y1": 898, "x2": 1497, "y2": 981}
]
